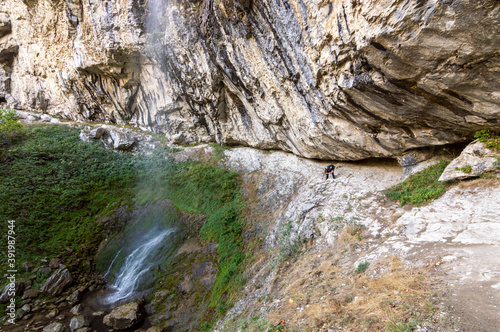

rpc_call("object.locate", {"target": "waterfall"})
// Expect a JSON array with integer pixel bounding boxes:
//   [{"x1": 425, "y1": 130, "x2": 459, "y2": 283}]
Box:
[
  {"x1": 103, "y1": 248, "x2": 123, "y2": 278},
  {"x1": 104, "y1": 227, "x2": 175, "y2": 304}
]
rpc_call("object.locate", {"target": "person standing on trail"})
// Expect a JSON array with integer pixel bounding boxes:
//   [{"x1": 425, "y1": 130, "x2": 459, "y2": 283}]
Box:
[{"x1": 324, "y1": 163, "x2": 335, "y2": 180}]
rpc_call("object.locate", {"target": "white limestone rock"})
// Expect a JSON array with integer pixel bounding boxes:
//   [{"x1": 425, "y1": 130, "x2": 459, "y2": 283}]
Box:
[
  {"x1": 2, "y1": 0, "x2": 500, "y2": 161},
  {"x1": 439, "y1": 141, "x2": 500, "y2": 182}
]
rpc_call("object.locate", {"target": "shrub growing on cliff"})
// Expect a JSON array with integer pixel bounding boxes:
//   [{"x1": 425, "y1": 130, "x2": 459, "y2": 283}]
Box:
[
  {"x1": 0, "y1": 107, "x2": 21, "y2": 131},
  {"x1": 385, "y1": 160, "x2": 450, "y2": 206},
  {"x1": 0, "y1": 107, "x2": 24, "y2": 151}
]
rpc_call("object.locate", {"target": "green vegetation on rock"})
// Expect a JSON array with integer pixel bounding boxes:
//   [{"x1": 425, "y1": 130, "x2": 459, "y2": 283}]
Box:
[
  {"x1": 0, "y1": 124, "x2": 137, "y2": 276},
  {"x1": 169, "y1": 162, "x2": 245, "y2": 307},
  {"x1": 455, "y1": 165, "x2": 472, "y2": 173},
  {"x1": 138, "y1": 158, "x2": 247, "y2": 325},
  {"x1": 385, "y1": 160, "x2": 450, "y2": 206},
  {"x1": 474, "y1": 129, "x2": 500, "y2": 151},
  {"x1": 1, "y1": 123, "x2": 247, "y2": 327},
  {"x1": 355, "y1": 261, "x2": 370, "y2": 274}
]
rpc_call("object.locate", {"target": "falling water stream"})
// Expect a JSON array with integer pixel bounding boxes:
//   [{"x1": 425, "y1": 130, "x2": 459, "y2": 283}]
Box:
[
  {"x1": 104, "y1": 228, "x2": 175, "y2": 304},
  {"x1": 93, "y1": 201, "x2": 182, "y2": 308}
]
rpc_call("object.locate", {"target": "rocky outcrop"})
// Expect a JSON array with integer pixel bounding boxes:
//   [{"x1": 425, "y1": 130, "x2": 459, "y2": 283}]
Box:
[
  {"x1": 169, "y1": 144, "x2": 500, "y2": 331},
  {"x1": 1, "y1": 1, "x2": 500, "y2": 160},
  {"x1": 79, "y1": 124, "x2": 159, "y2": 153},
  {"x1": 40, "y1": 268, "x2": 73, "y2": 296},
  {"x1": 103, "y1": 301, "x2": 144, "y2": 329},
  {"x1": 439, "y1": 140, "x2": 500, "y2": 181}
]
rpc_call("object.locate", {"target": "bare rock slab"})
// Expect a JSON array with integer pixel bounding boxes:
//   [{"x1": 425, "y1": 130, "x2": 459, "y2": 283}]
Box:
[
  {"x1": 103, "y1": 301, "x2": 144, "y2": 330},
  {"x1": 439, "y1": 140, "x2": 500, "y2": 182},
  {"x1": 40, "y1": 268, "x2": 73, "y2": 296}
]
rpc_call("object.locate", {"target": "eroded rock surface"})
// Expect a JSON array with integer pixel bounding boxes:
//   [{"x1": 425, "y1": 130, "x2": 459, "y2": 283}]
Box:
[
  {"x1": 0, "y1": 281, "x2": 24, "y2": 303},
  {"x1": 439, "y1": 140, "x2": 500, "y2": 181},
  {"x1": 1, "y1": 0, "x2": 500, "y2": 160},
  {"x1": 40, "y1": 268, "x2": 73, "y2": 296}
]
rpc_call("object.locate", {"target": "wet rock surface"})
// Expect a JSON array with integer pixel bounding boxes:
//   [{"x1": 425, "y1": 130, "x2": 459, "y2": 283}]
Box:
[{"x1": 69, "y1": 315, "x2": 91, "y2": 331}]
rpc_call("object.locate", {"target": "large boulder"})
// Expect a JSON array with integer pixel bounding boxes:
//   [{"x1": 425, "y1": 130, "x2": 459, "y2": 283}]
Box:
[
  {"x1": 439, "y1": 141, "x2": 500, "y2": 182},
  {"x1": 89, "y1": 127, "x2": 107, "y2": 139},
  {"x1": 103, "y1": 301, "x2": 144, "y2": 330},
  {"x1": 69, "y1": 315, "x2": 91, "y2": 331},
  {"x1": 40, "y1": 268, "x2": 73, "y2": 296},
  {"x1": 108, "y1": 129, "x2": 136, "y2": 151}
]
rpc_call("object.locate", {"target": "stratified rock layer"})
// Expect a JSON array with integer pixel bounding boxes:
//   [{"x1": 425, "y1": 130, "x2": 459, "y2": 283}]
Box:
[
  {"x1": 40, "y1": 268, "x2": 73, "y2": 296},
  {"x1": 1, "y1": 0, "x2": 500, "y2": 160}
]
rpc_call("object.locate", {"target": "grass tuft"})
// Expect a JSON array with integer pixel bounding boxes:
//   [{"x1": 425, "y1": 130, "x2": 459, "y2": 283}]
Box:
[
  {"x1": 0, "y1": 107, "x2": 22, "y2": 131},
  {"x1": 455, "y1": 165, "x2": 472, "y2": 173},
  {"x1": 356, "y1": 261, "x2": 370, "y2": 274},
  {"x1": 385, "y1": 160, "x2": 450, "y2": 206}
]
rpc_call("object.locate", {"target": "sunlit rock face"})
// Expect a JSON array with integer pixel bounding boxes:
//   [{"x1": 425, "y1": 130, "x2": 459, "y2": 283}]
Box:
[{"x1": 1, "y1": 0, "x2": 500, "y2": 160}]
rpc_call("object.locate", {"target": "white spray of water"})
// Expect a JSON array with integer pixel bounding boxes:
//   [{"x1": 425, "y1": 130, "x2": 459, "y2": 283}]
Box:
[{"x1": 104, "y1": 228, "x2": 175, "y2": 304}]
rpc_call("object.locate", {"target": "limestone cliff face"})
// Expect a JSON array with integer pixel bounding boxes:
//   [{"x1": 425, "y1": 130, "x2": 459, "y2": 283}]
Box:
[{"x1": 1, "y1": 0, "x2": 500, "y2": 160}]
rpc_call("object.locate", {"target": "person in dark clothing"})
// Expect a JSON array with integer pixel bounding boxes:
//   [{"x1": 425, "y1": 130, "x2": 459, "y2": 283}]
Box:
[{"x1": 325, "y1": 163, "x2": 335, "y2": 179}]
